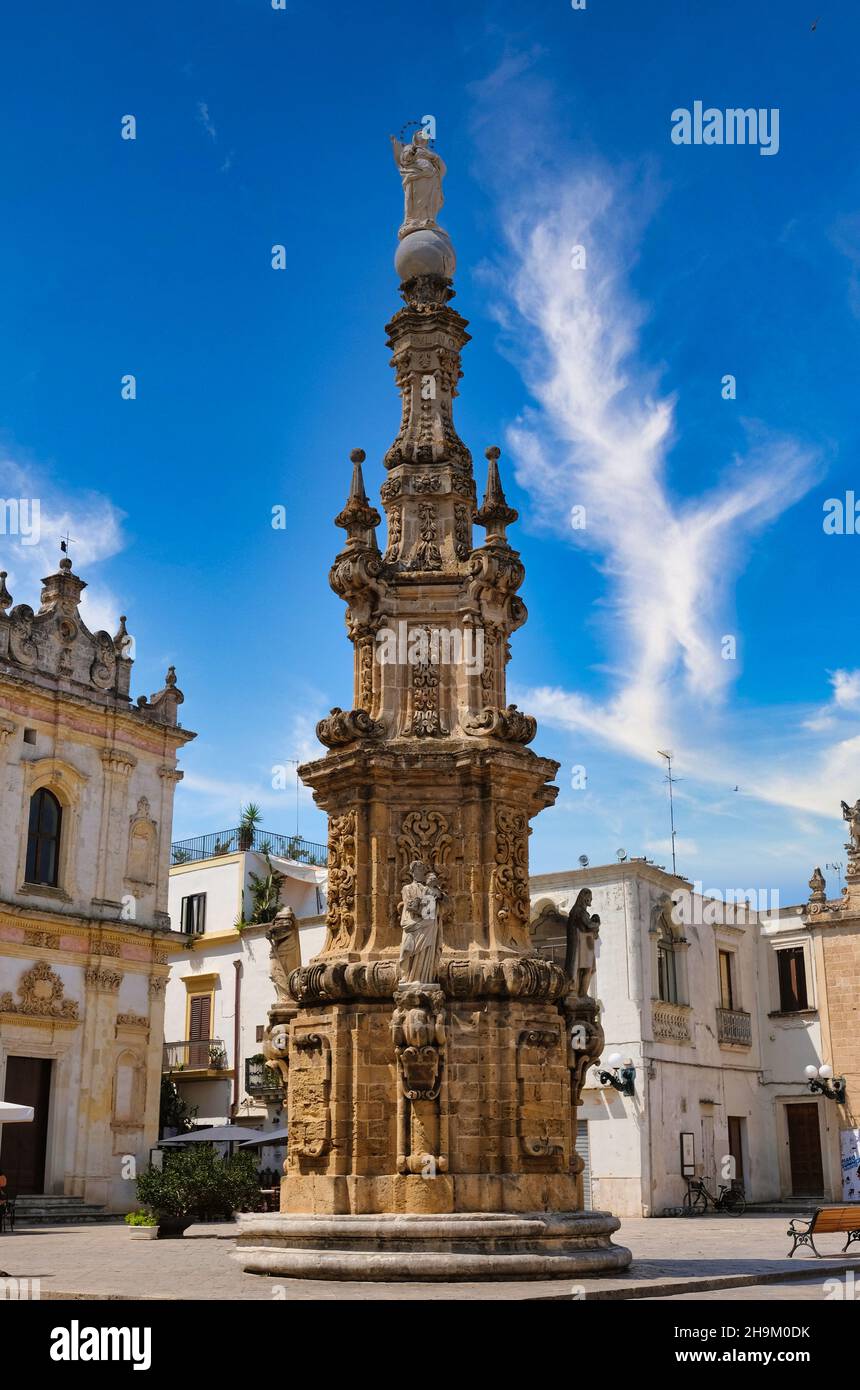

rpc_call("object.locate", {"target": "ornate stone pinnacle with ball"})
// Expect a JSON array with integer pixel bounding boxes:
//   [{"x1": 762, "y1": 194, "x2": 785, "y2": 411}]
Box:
[{"x1": 232, "y1": 133, "x2": 631, "y2": 1282}]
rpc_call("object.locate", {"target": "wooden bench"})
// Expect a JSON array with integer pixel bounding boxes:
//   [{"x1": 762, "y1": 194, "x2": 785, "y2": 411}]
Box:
[{"x1": 787, "y1": 1204, "x2": 860, "y2": 1257}]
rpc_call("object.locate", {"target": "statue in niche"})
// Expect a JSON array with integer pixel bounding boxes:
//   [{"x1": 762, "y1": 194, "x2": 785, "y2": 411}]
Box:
[
  {"x1": 397, "y1": 860, "x2": 445, "y2": 985},
  {"x1": 565, "y1": 888, "x2": 600, "y2": 997},
  {"x1": 390, "y1": 131, "x2": 446, "y2": 239}
]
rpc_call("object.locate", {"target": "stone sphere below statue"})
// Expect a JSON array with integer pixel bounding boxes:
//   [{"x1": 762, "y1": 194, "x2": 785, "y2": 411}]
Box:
[{"x1": 394, "y1": 228, "x2": 456, "y2": 282}]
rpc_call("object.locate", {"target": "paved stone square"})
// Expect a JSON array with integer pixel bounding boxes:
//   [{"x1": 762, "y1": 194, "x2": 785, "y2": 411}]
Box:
[{"x1": 1, "y1": 1214, "x2": 857, "y2": 1301}]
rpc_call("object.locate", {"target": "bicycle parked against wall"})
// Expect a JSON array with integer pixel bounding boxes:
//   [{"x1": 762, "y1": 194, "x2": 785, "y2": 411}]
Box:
[{"x1": 683, "y1": 1175, "x2": 746, "y2": 1215}]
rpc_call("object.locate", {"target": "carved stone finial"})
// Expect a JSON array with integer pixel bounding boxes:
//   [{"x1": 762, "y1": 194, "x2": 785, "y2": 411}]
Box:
[
  {"x1": 114, "y1": 614, "x2": 131, "y2": 657},
  {"x1": 145, "y1": 668, "x2": 184, "y2": 726},
  {"x1": 476, "y1": 446, "x2": 518, "y2": 541},
  {"x1": 38, "y1": 558, "x2": 87, "y2": 615},
  {"x1": 808, "y1": 866, "x2": 826, "y2": 906},
  {"x1": 335, "y1": 450, "x2": 381, "y2": 546},
  {"x1": 0, "y1": 571, "x2": 11, "y2": 613}
]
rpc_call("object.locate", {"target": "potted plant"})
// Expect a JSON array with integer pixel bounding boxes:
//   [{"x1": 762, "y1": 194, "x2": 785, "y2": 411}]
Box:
[
  {"x1": 208, "y1": 1042, "x2": 227, "y2": 1069},
  {"x1": 125, "y1": 1210, "x2": 157, "y2": 1240},
  {"x1": 237, "y1": 803, "x2": 263, "y2": 851},
  {"x1": 136, "y1": 1147, "x2": 262, "y2": 1238}
]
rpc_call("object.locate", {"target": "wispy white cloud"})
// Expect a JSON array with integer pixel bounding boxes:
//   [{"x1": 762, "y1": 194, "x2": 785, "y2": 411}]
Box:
[
  {"x1": 492, "y1": 172, "x2": 819, "y2": 764},
  {"x1": 0, "y1": 448, "x2": 125, "y2": 634},
  {"x1": 468, "y1": 57, "x2": 848, "y2": 859},
  {"x1": 803, "y1": 667, "x2": 860, "y2": 730},
  {"x1": 196, "y1": 101, "x2": 217, "y2": 142}
]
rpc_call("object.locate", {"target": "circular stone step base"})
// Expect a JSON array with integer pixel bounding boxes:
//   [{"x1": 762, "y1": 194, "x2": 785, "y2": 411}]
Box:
[{"x1": 232, "y1": 1210, "x2": 632, "y2": 1281}]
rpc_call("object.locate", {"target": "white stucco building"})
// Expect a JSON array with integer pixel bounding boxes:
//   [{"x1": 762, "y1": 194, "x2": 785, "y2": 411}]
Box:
[
  {"x1": 530, "y1": 862, "x2": 839, "y2": 1216},
  {"x1": 163, "y1": 833, "x2": 327, "y2": 1152}
]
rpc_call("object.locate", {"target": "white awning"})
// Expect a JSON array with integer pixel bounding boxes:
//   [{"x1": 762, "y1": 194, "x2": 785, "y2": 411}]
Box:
[{"x1": 0, "y1": 1100, "x2": 34, "y2": 1123}]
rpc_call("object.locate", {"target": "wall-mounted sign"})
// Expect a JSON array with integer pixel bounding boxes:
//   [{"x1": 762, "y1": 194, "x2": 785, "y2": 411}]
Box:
[{"x1": 680, "y1": 1131, "x2": 696, "y2": 1176}]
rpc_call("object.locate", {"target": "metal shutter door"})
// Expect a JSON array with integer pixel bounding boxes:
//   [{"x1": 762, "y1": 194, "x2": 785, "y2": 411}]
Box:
[{"x1": 576, "y1": 1119, "x2": 592, "y2": 1209}]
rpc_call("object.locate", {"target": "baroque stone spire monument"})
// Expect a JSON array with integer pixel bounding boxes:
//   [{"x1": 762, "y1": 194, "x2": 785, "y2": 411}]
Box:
[{"x1": 235, "y1": 133, "x2": 631, "y2": 1279}]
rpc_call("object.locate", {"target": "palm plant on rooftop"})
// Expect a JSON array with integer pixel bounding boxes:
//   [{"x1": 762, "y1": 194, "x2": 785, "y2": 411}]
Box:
[{"x1": 238, "y1": 802, "x2": 263, "y2": 851}]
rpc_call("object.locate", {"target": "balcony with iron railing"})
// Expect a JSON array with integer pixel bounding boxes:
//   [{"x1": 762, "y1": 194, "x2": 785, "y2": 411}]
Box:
[
  {"x1": 716, "y1": 1007, "x2": 752, "y2": 1048},
  {"x1": 245, "y1": 1056, "x2": 284, "y2": 1097},
  {"x1": 162, "y1": 1038, "x2": 231, "y2": 1075},
  {"x1": 170, "y1": 828, "x2": 328, "y2": 867}
]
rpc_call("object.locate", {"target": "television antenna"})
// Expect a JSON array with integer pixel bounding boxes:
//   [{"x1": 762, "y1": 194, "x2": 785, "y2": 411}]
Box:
[
  {"x1": 616, "y1": 848, "x2": 627, "y2": 863},
  {"x1": 657, "y1": 750, "x2": 681, "y2": 876},
  {"x1": 826, "y1": 861, "x2": 844, "y2": 893},
  {"x1": 284, "y1": 758, "x2": 301, "y2": 837},
  {"x1": 578, "y1": 854, "x2": 589, "y2": 868}
]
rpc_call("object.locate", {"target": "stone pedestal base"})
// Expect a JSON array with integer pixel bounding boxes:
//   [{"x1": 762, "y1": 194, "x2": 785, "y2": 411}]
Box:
[{"x1": 232, "y1": 1210, "x2": 632, "y2": 1281}]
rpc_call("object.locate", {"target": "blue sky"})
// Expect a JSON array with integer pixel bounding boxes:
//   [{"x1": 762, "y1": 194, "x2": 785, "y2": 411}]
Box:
[{"x1": 1, "y1": 1, "x2": 858, "y2": 903}]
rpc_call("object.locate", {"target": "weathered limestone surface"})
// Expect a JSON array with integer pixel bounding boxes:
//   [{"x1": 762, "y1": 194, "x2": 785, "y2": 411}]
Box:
[{"x1": 235, "y1": 135, "x2": 630, "y2": 1277}]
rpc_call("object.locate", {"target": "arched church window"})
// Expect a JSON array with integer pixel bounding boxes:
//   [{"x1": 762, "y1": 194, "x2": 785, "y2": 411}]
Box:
[{"x1": 25, "y1": 788, "x2": 62, "y2": 886}]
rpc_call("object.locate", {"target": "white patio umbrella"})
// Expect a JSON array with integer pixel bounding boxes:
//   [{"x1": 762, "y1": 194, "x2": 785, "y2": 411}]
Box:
[
  {"x1": 238, "y1": 1126, "x2": 289, "y2": 1148},
  {"x1": 0, "y1": 1100, "x2": 34, "y2": 1124},
  {"x1": 160, "y1": 1124, "x2": 268, "y2": 1145}
]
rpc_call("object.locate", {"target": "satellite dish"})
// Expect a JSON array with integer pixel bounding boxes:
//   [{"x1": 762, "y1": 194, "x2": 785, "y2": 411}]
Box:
[
  {"x1": 578, "y1": 854, "x2": 589, "y2": 868},
  {"x1": 616, "y1": 848, "x2": 627, "y2": 862}
]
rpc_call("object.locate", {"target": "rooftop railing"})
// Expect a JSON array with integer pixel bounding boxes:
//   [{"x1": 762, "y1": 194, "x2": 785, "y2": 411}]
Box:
[{"x1": 170, "y1": 829, "x2": 328, "y2": 867}]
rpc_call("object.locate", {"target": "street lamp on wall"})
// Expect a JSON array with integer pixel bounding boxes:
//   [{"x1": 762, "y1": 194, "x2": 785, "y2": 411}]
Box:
[
  {"x1": 804, "y1": 1064, "x2": 846, "y2": 1103},
  {"x1": 598, "y1": 1053, "x2": 636, "y2": 1098}
]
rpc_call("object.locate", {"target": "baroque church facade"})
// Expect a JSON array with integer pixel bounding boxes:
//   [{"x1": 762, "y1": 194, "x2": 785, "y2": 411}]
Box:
[{"x1": 0, "y1": 557, "x2": 193, "y2": 1211}]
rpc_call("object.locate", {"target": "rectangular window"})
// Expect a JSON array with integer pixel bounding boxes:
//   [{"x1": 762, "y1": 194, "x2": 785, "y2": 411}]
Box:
[
  {"x1": 188, "y1": 994, "x2": 212, "y2": 1068},
  {"x1": 777, "y1": 946, "x2": 808, "y2": 1012},
  {"x1": 718, "y1": 950, "x2": 735, "y2": 1011},
  {"x1": 181, "y1": 893, "x2": 206, "y2": 935},
  {"x1": 658, "y1": 944, "x2": 679, "y2": 1004}
]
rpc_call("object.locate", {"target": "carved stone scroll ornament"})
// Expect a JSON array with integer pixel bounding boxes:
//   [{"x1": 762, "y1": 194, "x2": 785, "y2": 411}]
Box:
[
  {"x1": 0, "y1": 960, "x2": 79, "y2": 1020},
  {"x1": 454, "y1": 502, "x2": 472, "y2": 560},
  {"x1": 90, "y1": 632, "x2": 117, "y2": 690},
  {"x1": 462, "y1": 703, "x2": 536, "y2": 744},
  {"x1": 85, "y1": 967, "x2": 123, "y2": 992},
  {"x1": 392, "y1": 985, "x2": 447, "y2": 1176},
  {"x1": 383, "y1": 505, "x2": 402, "y2": 562},
  {"x1": 408, "y1": 637, "x2": 447, "y2": 735},
  {"x1": 391, "y1": 986, "x2": 446, "y2": 1100},
  {"x1": 322, "y1": 810, "x2": 357, "y2": 951},
  {"x1": 396, "y1": 810, "x2": 452, "y2": 886},
  {"x1": 9, "y1": 605, "x2": 38, "y2": 667},
  {"x1": 316, "y1": 707, "x2": 385, "y2": 748},
  {"x1": 409, "y1": 502, "x2": 442, "y2": 572},
  {"x1": 491, "y1": 806, "x2": 530, "y2": 934},
  {"x1": 565, "y1": 1002, "x2": 605, "y2": 1108},
  {"x1": 287, "y1": 952, "x2": 567, "y2": 1006}
]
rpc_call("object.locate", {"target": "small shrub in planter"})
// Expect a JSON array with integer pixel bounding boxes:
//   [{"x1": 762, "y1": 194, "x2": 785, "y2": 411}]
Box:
[
  {"x1": 125, "y1": 1210, "x2": 158, "y2": 1240},
  {"x1": 136, "y1": 1146, "x2": 262, "y2": 1237}
]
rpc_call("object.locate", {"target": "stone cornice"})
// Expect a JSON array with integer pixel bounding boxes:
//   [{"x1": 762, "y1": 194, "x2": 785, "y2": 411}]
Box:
[
  {"x1": 0, "y1": 900, "x2": 173, "y2": 947},
  {"x1": 0, "y1": 675, "x2": 196, "y2": 751}
]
